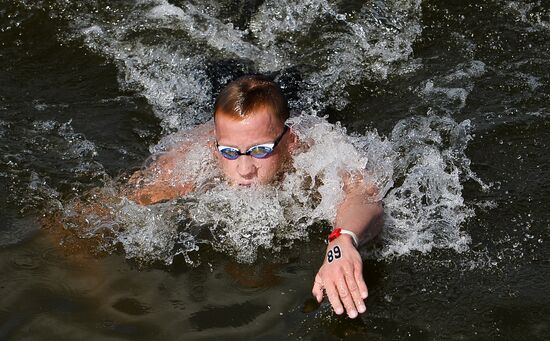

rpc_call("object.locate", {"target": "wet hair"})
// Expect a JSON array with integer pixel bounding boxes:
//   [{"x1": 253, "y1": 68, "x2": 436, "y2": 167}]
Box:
[{"x1": 213, "y1": 75, "x2": 289, "y2": 124}]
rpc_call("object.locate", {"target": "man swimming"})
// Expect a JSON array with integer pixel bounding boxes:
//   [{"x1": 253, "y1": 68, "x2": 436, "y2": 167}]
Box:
[{"x1": 127, "y1": 75, "x2": 383, "y2": 319}]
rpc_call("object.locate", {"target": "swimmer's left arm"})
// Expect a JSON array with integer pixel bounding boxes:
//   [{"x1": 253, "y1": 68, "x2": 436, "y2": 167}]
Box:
[
  {"x1": 311, "y1": 176, "x2": 383, "y2": 318},
  {"x1": 126, "y1": 150, "x2": 194, "y2": 205}
]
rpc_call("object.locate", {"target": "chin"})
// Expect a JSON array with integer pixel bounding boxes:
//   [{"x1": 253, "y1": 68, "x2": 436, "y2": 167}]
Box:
[
  {"x1": 228, "y1": 179, "x2": 255, "y2": 186},
  {"x1": 226, "y1": 175, "x2": 277, "y2": 187},
  {"x1": 234, "y1": 179, "x2": 270, "y2": 187}
]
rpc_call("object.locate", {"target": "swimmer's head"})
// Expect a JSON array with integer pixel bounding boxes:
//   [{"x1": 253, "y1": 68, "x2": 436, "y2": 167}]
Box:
[
  {"x1": 213, "y1": 75, "x2": 294, "y2": 186},
  {"x1": 213, "y1": 75, "x2": 289, "y2": 124}
]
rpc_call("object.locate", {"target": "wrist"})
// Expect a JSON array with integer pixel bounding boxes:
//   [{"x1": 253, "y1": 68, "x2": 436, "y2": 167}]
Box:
[
  {"x1": 328, "y1": 228, "x2": 359, "y2": 248},
  {"x1": 327, "y1": 234, "x2": 355, "y2": 249}
]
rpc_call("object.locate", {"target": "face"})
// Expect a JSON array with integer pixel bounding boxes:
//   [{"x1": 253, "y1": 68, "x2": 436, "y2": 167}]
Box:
[{"x1": 214, "y1": 108, "x2": 291, "y2": 186}]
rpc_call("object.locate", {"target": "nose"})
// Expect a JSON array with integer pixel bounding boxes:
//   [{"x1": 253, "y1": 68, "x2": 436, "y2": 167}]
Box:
[{"x1": 237, "y1": 155, "x2": 257, "y2": 179}]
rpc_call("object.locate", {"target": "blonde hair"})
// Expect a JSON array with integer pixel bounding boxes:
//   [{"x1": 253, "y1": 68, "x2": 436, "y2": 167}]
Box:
[{"x1": 214, "y1": 75, "x2": 289, "y2": 124}]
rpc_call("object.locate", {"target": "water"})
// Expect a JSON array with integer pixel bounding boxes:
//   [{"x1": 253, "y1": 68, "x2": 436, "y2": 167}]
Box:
[{"x1": 1, "y1": 0, "x2": 549, "y2": 339}]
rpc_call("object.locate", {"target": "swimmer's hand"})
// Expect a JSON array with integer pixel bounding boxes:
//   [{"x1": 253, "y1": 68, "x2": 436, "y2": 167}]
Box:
[{"x1": 311, "y1": 235, "x2": 367, "y2": 319}]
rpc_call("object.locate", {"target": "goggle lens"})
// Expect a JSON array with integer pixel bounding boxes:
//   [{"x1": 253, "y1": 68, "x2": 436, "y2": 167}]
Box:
[
  {"x1": 220, "y1": 148, "x2": 240, "y2": 160},
  {"x1": 248, "y1": 146, "x2": 273, "y2": 158}
]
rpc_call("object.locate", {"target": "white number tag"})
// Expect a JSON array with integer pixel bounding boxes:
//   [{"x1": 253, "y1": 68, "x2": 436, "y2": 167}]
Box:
[{"x1": 327, "y1": 245, "x2": 342, "y2": 263}]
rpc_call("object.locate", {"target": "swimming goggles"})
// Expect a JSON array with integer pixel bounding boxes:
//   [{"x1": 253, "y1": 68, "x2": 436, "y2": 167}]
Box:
[{"x1": 216, "y1": 125, "x2": 289, "y2": 160}]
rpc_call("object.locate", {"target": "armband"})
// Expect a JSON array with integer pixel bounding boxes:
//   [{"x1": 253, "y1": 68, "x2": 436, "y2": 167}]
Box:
[{"x1": 328, "y1": 228, "x2": 359, "y2": 248}]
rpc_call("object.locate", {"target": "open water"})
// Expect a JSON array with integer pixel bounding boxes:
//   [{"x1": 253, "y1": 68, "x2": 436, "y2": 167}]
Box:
[{"x1": 1, "y1": 0, "x2": 549, "y2": 339}]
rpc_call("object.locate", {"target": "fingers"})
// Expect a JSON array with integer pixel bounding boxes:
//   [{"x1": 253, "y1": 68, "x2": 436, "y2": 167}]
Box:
[
  {"x1": 335, "y1": 276, "x2": 359, "y2": 318},
  {"x1": 311, "y1": 275, "x2": 324, "y2": 303},
  {"x1": 354, "y1": 262, "x2": 369, "y2": 300},
  {"x1": 325, "y1": 281, "x2": 345, "y2": 315},
  {"x1": 344, "y1": 267, "x2": 366, "y2": 314},
  {"x1": 314, "y1": 270, "x2": 367, "y2": 318}
]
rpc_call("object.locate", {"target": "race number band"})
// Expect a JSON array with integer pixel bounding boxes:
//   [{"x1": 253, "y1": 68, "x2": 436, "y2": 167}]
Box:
[
  {"x1": 327, "y1": 245, "x2": 341, "y2": 263},
  {"x1": 328, "y1": 228, "x2": 358, "y2": 248}
]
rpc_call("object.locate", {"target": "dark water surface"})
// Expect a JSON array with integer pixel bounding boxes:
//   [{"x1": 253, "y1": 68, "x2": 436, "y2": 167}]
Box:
[{"x1": 1, "y1": 0, "x2": 549, "y2": 340}]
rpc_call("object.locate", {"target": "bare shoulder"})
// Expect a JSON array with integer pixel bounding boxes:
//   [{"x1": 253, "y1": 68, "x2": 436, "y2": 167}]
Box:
[{"x1": 126, "y1": 120, "x2": 215, "y2": 205}]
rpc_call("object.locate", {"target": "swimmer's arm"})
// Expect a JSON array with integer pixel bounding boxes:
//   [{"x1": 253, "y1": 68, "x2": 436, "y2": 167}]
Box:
[
  {"x1": 126, "y1": 122, "x2": 215, "y2": 205},
  {"x1": 333, "y1": 179, "x2": 383, "y2": 244},
  {"x1": 126, "y1": 151, "x2": 194, "y2": 205},
  {"x1": 311, "y1": 176, "x2": 383, "y2": 318}
]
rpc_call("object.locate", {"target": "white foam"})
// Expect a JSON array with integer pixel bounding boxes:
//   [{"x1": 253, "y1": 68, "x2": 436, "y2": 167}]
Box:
[
  {"x1": 381, "y1": 114, "x2": 477, "y2": 256},
  {"x1": 418, "y1": 60, "x2": 486, "y2": 112},
  {"x1": 81, "y1": 25, "x2": 103, "y2": 36},
  {"x1": 48, "y1": 0, "x2": 485, "y2": 264},
  {"x1": 147, "y1": 3, "x2": 186, "y2": 20},
  {"x1": 63, "y1": 0, "x2": 423, "y2": 128},
  {"x1": 505, "y1": 1, "x2": 550, "y2": 32},
  {"x1": 250, "y1": 0, "x2": 423, "y2": 111},
  {"x1": 58, "y1": 114, "x2": 482, "y2": 264}
]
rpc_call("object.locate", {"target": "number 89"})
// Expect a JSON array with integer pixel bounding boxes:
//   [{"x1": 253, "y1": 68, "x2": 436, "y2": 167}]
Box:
[{"x1": 327, "y1": 246, "x2": 341, "y2": 263}]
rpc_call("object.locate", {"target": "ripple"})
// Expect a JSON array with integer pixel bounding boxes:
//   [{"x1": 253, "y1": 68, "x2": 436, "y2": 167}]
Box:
[
  {"x1": 111, "y1": 297, "x2": 151, "y2": 316},
  {"x1": 189, "y1": 301, "x2": 269, "y2": 330}
]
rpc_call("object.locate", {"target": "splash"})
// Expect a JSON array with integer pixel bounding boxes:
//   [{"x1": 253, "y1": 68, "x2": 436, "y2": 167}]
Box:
[
  {"x1": 504, "y1": 0, "x2": 550, "y2": 32},
  {"x1": 52, "y1": 0, "x2": 423, "y2": 129},
  {"x1": 417, "y1": 60, "x2": 486, "y2": 113},
  {"x1": 382, "y1": 114, "x2": 478, "y2": 256},
  {"x1": 0, "y1": 119, "x2": 105, "y2": 213},
  {"x1": 57, "y1": 114, "x2": 481, "y2": 264},
  {"x1": 4, "y1": 0, "x2": 485, "y2": 264}
]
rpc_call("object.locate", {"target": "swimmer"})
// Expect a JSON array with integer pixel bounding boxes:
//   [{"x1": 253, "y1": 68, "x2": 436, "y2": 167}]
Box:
[{"x1": 127, "y1": 75, "x2": 383, "y2": 319}]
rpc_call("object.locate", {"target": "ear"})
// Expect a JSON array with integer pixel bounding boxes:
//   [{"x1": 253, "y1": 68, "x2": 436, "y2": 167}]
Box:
[
  {"x1": 208, "y1": 139, "x2": 219, "y2": 160},
  {"x1": 207, "y1": 127, "x2": 218, "y2": 159},
  {"x1": 287, "y1": 128, "x2": 299, "y2": 154}
]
